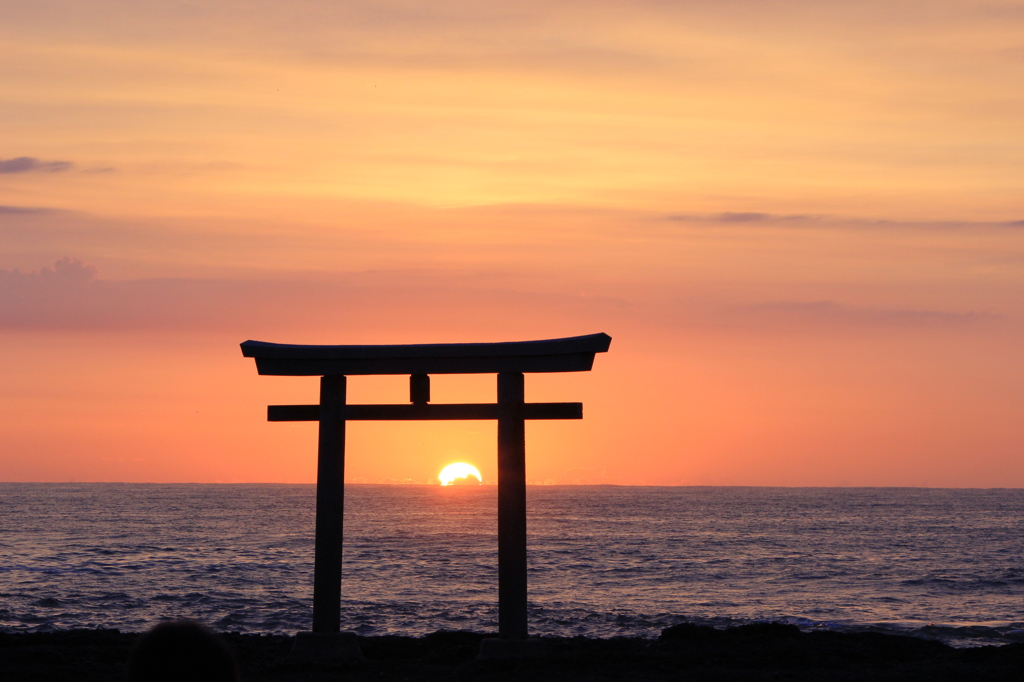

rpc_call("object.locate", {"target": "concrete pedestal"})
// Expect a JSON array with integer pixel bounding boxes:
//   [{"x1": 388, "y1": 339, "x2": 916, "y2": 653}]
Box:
[
  {"x1": 477, "y1": 637, "x2": 548, "y2": 660},
  {"x1": 288, "y1": 632, "x2": 365, "y2": 663}
]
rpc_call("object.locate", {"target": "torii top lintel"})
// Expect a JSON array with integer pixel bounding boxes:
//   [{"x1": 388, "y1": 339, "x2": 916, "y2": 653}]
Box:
[{"x1": 240, "y1": 332, "x2": 611, "y2": 376}]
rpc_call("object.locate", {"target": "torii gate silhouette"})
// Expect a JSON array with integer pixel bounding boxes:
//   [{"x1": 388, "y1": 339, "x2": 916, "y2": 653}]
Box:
[{"x1": 241, "y1": 332, "x2": 611, "y2": 657}]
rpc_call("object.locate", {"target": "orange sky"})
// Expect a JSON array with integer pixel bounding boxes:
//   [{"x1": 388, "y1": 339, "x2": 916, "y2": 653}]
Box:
[{"x1": 2, "y1": 0, "x2": 1023, "y2": 485}]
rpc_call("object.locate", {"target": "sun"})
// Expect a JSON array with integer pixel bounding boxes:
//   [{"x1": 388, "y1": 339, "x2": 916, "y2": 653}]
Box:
[{"x1": 438, "y1": 462, "x2": 483, "y2": 486}]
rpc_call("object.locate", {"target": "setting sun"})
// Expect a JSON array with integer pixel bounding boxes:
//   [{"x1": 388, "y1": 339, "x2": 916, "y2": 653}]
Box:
[{"x1": 438, "y1": 463, "x2": 482, "y2": 486}]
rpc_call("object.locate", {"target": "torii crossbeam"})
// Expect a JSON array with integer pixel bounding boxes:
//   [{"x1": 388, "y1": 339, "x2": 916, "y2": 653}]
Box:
[{"x1": 240, "y1": 332, "x2": 611, "y2": 650}]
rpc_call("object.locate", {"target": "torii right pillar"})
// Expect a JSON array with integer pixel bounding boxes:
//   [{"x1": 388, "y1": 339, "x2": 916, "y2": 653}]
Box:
[{"x1": 497, "y1": 371, "x2": 528, "y2": 639}]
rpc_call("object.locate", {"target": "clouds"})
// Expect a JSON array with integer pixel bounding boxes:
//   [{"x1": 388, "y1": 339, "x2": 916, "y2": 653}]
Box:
[
  {"x1": 0, "y1": 257, "x2": 1004, "y2": 339},
  {"x1": 0, "y1": 157, "x2": 74, "y2": 174},
  {"x1": 5, "y1": 202, "x2": 1024, "y2": 340}
]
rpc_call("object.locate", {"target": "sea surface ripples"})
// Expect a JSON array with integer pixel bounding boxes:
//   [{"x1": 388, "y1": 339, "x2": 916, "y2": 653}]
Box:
[{"x1": 1, "y1": 484, "x2": 1022, "y2": 646}]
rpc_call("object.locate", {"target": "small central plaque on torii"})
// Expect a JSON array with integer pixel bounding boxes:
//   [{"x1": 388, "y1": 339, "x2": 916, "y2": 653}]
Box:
[{"x1": 240, "y1": 332, "x2": 611, "y2": 658}]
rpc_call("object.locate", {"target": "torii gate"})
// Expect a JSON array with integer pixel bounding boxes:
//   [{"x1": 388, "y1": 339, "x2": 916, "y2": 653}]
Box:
[{"x1": 240, "y1": 333, "x2": 611, "y2": 657}]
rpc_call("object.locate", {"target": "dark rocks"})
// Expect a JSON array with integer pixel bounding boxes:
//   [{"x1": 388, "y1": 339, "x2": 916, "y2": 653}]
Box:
[{"x1": 2, "y1": 626, "x2": 1024, "y2": 681}]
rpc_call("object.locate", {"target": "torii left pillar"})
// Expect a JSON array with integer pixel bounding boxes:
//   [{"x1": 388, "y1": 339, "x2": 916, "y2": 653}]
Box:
[
  {"x1": 240, "y1": 333, "x2": 612, "y2": 659},
  {"x1": 313, "y1": 375, "x2": 346, "y2": 634}
]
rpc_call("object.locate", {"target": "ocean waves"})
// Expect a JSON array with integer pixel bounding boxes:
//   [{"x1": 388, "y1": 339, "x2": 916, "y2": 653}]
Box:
[{"x1": 1, "y1": 484, "x2": 1023, "y2": 646}]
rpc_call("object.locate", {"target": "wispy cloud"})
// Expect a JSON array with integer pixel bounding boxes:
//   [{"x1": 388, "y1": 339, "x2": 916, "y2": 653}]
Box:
[
  {"x1": 0, "y1": 157, "x2": 74, "y2": 174},
  {"x1": 0, "y1": 205, "x2": 59, "y2": 214},
  {"x1": 0, "y1": 257, "x2": 97, "y2": 284},
  {"x1": 663, "y1": 213, "x2": 1024, "y2": 229},
  {"x1": 732, "y1": 300, "x2": 998, "y2": 329},
  {"x1": 664, "y1": 212, "x2": 818, "y2": 224}
]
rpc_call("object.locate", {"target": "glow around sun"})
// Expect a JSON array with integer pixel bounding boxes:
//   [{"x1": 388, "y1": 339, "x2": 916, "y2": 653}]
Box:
[{"x1": 438, "y1": 462, "x2": 483, "y2": 486}]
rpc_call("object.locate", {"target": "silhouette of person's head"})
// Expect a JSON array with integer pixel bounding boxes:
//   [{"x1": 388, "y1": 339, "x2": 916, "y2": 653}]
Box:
[{"x1": 127, "y1": 620, "x2": 239, "y2": 682}]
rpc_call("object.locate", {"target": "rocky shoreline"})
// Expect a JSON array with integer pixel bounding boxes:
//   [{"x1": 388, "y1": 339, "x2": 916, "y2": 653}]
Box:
[{"x1": 3, "y1": 623, "x2": 1024, "y2": 681}]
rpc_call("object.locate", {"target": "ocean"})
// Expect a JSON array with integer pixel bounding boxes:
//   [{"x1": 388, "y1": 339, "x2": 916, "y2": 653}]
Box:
[{"x1": 1, "y1": 484, "x2": 1023, "y2": 647}]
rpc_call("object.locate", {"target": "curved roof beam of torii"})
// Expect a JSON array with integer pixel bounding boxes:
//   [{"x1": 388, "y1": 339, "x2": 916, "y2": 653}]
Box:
[{"x1": 240, "y1": 333, "x2": 612, "y2": 376}]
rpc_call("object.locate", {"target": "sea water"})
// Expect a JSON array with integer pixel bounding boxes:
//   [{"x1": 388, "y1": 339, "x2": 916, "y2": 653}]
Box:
[{"x1": 1, "y1": 484, "x2": 1023, "y2": 646}]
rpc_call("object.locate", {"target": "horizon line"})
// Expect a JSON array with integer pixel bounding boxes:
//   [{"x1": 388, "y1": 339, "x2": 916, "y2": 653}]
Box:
[{"x1": 2, "y1": 481, "x2": 1022, "y2": 491}]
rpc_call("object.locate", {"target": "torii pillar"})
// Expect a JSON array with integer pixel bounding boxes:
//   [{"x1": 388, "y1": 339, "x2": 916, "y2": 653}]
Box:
[{"x1": 241, "y1": 333, "x2": 611, "y2": 658}]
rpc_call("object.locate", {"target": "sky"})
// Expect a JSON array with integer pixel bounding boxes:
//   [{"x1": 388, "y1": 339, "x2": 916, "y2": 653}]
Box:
[{"x1": 2, "y1": 0, "x2": 1023, "y2": 486}]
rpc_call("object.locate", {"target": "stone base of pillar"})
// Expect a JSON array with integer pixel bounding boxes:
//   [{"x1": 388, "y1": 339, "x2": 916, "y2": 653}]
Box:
[
  {"x1": 477, "y1": 637, "x2": 549, "y2": 660},
  {"x1": 288, "y1": 632, "x2": 365, "y2": 663}
]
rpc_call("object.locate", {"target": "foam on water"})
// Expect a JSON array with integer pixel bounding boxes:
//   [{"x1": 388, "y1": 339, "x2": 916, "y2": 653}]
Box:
[{"x1": 1, "y1": 484, "x2": 1022, "y2": 646}]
